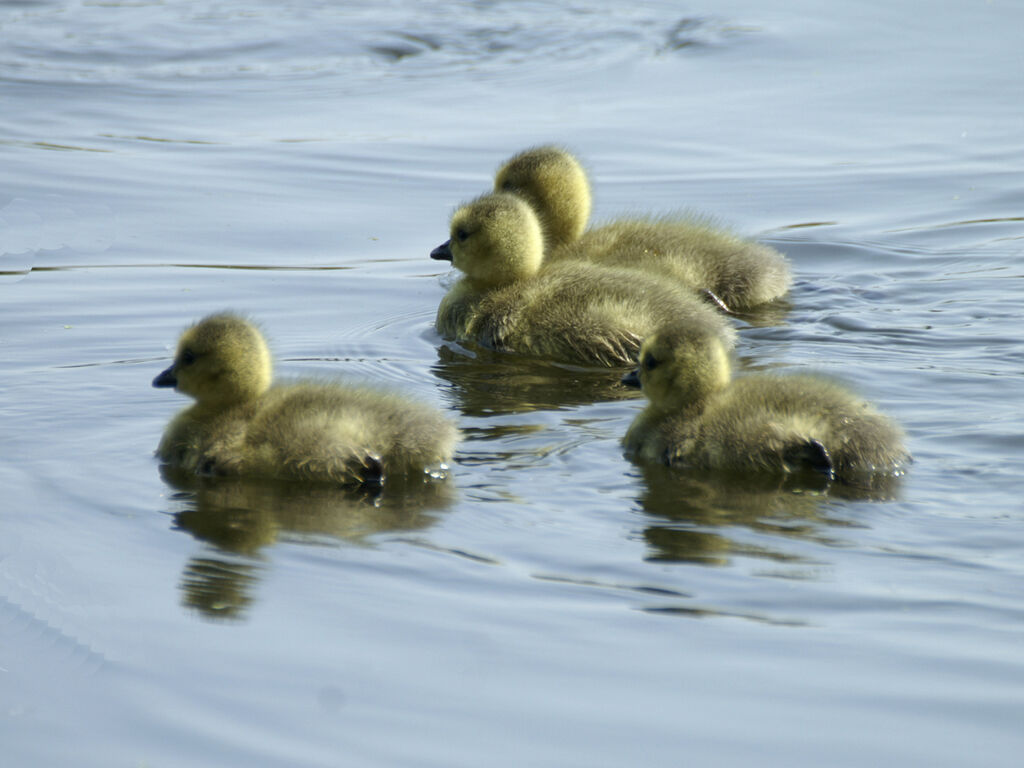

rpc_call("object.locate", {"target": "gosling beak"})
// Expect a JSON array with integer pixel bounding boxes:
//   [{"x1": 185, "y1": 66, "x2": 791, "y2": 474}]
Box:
[
  {"x1": 153, "y1": 365, "x2": 177, "y2": 389},
  {"x1": 430, "y1": 240, "x2": 453, "y2": 261},
  {"x1": 621, "y1": 368, "x2": 641, "y2": 389}
]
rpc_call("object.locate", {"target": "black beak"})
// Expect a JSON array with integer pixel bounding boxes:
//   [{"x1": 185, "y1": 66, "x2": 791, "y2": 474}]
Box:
[
  {"x1": 430, "y1": 240, "x2": 453, "y2": 261},
  {"x1": 153, "y1": 365, "x2": 177, "y2": 388},
  {"x1": 621, "y1": 368, "x2": 641, "y2": 389}
]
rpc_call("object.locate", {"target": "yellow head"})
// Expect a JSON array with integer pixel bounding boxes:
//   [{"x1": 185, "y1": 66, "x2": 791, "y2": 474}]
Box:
[
  {"x1": 494, "y1": 145, "x2": 592, "y2": 249},
  {"x1": 430, "y1": 193, "x2": 544, "y2": 290},
  {"x1": 623, "y1": 321, "x2": 732, "y2": 411},
  {"x1": 153, "y1": 313, "x2": 272, "y2": 406}
]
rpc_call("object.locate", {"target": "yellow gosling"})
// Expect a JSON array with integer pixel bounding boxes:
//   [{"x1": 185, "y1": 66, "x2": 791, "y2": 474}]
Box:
[
  {"x1": 431, "y1": 193, "x2": 735, "y2": 367},
  {"x1": 494, "y1": 144, "x2": 592, "y2": 251},
  {"x1": 494, "y1": 144, "x2": 790, "y2": 310},
  {"x1": 153, "y1": 313, "x2": 458, "y2": 484},
  {"x1": 622, "y1": 322, "x2": 909, "y2": 483}
]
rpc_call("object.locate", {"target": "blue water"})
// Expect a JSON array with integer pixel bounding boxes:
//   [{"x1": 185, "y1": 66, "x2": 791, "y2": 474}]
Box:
[{"x1": 2, "y1": 1, "x2": 1023, "y2": 766}]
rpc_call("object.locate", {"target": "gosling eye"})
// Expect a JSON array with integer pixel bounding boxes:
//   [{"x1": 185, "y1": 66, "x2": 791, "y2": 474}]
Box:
[
  {"x1": 180, "y1": 348, "x2": 197, "y2": 366},
  {"x1": 642, "y1": 353, "x2": 659, "y2": 372},
  {"x1": 455, "y1": 227, "x2": 469, "y2": 243}
]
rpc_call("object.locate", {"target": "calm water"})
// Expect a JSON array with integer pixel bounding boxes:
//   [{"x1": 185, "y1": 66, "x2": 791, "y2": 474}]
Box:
[{"x1": 3, "y1": 0, "x2": 1023, "y2": 765}]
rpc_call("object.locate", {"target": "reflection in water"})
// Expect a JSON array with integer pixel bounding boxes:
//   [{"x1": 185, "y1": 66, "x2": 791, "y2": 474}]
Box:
[
  {"x1": 729, "y1": 296, "x2": 792, "y2": 329},
  {"x1": 433, "y1": 341, "x2": 641, "y2": 416},
  {"x1": 162, "y1": 469, "x2": 455, "y2": 621},
  {"x1": 431, "y1": 292, "x2": 791, "y2": 418},
  {"x1": 634, "y1": 462, "x2": 899, "y2": 566},
  {"x1": 180, "y1": 556, "x2": 261, "y2": 621}
]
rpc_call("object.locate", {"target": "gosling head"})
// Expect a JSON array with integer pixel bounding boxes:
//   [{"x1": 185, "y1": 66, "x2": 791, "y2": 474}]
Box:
[
  {"x1": 494, "y1": 145, "x2": 592, "y2": 249},
  {"x1": 430, "y1": 193, "x2": 544, "y2": 289},
  {"x1": 153, "y1": 313, "x2": 272, "y2": 406},
  {"x1": 622, "y1": 322, "x2": 732, "y2": 411}
]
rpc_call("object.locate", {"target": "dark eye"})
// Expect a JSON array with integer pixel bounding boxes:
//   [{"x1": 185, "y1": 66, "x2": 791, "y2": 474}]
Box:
[
  {"x1": 181, "y1": 349, "x2": 197, "y2": 366},
  {"x1": 642, "y1": 353, "x2": 658, "y2": 372},
  {"x1": 455, "y1": 227, "x2": 469, "y2": 243}
]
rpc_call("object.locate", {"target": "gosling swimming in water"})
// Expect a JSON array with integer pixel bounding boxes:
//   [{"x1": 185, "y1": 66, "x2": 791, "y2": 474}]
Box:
[
  {"x1": 494, "y1": 144, "x2": 592, "y2": 251},
  {"x1": 431, "y1": 192, "x2": 736, "y2": 367},
  {"x1": 494, "y1": 145, "x2": 791, "y2": 310},
  {"x1": 622, "y1": 321, "x2": 909, "y2": 483},
  {"x1": 153, "y1": 313, "x2": 458, "y2": 485}
]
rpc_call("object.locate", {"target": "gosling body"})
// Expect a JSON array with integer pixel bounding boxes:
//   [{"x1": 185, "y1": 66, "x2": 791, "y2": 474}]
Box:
[
  {"x1": 432, "y1": 193, "x2": 735, "y2": 367},
  {"x1": 494, "y1": 145, "x2": 791, "y2": 310},
  {"x1": 622, "y1": 322, "x2": 909, "y2": 483},
  {"x1": 154, "y1": 313, "x2": 458, "y2": 484}
]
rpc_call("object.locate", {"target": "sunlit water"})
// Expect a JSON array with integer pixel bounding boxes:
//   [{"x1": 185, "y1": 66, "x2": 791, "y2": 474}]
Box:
[{"x1": 2, "y1": 1, "x2": 1023, "y2": 766}]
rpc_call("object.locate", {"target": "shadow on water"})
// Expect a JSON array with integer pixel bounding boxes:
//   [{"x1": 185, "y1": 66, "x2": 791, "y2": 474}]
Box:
[
  {"x1": 159, "y1": 469, "x2": 456, "y2": 621},
  {"x1": 633, "y1": 461, "x2": 903, "y2": 567}
]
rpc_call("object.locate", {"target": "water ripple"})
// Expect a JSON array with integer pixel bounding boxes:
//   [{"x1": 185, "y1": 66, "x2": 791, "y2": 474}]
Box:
[{"x1": 0, "y1": 0, "x2": 759, "y2": 87}]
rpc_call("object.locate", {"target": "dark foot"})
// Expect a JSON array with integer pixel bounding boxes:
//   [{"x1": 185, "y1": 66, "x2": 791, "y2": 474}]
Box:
[
  {"x1": 784, "y1": 439, "x2": 835, "y2": 480},
  {"x1": 358, "y1": 454, "x2": 384, "y2": 486}
]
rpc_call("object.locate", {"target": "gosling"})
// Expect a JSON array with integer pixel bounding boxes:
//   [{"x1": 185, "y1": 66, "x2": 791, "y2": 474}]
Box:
[
  {"x1": 622, "y1": 322, "x2": 909, "y2": 483},
  {"x1": 494, "y1": 144, "x2": 592, "y2": 251},
  {"x1": 494, "y1": 145, "x2": 791, "y2": 310},
  {"x1": 430, "y1": 192, "x2": 736, "y2": 368},
  {"x1": 153, "y1": 313, "x2": 458, "y2": 485}
]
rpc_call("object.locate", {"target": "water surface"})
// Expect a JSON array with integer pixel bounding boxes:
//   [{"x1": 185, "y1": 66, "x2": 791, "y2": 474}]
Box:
[{"x1": 2, "y1": 1, "x2": 1023, "y2": 766}]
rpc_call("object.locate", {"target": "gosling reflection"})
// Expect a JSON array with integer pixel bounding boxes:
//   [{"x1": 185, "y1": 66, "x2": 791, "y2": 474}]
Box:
[
  {"x1": 180, "y1": 556, "x2": 260, "y2": 622},
  {"x1": 726, "y1": 296, "x2": 793, "y2": 329},
  {"x1": 635, "y1": 462, "x2": 898, "y2": 566},
  {"x1": 433, "y1": 341, "x2": 641, "y2": 417},
  {"x1": 164, "y1": 470, "x2": 455, "y2": 621}
]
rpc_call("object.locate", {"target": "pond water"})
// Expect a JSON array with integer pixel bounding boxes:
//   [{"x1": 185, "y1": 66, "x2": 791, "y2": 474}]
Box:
[{"x1": 2, "y1": 0, "x2": 1023, "y2": 765}]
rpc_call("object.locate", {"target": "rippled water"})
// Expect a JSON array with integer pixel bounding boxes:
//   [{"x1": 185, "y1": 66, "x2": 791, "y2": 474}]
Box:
[{"x1": 3, "y1": 1, "x2": 1023, "y2": 766}]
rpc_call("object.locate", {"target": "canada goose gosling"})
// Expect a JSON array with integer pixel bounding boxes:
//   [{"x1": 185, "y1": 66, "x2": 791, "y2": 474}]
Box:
[
  {"x1": 154, "y1": 313, "x2": 458, "y2": 485},
  {"x1": 622, "y1": 322, "x2": 909, "y2": 482},
  {"x1": 494, "y1": 144, "x2": 592, "y2": 250},
  {"x1": 431, "y1": 193, "x2": 736, "y2": 367},
  {"x1": 493, "y1": 144, "x2": 791, "y2": 310}
]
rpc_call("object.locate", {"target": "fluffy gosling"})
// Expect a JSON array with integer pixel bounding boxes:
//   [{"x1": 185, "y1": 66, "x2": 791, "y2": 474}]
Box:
[
  {"x1": 494, "y1": 145, "x2": 790, "y2": 310},
  {"x1": 622, "y1": 321, "x2": 909, "y2": 483},
  {"x1": 153, "y1": 313, "x2": 458, "y2": 485},
  {"x1": 431, "y1": 192, "x2": 735, "y2": 367}
]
